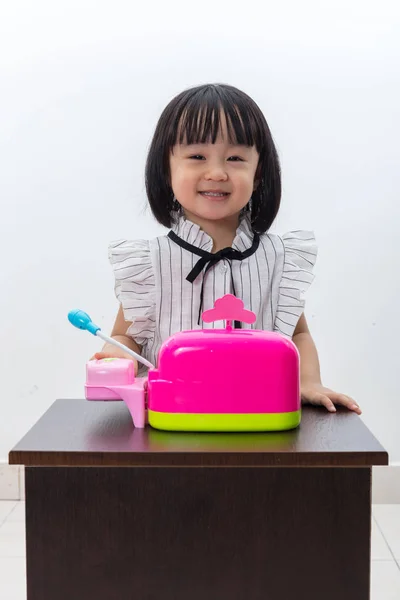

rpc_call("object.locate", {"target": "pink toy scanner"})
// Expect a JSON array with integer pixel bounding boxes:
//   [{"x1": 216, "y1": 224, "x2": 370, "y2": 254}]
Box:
[{"x1": 82, "y1": 295, "x2": 301, "y2": 432}]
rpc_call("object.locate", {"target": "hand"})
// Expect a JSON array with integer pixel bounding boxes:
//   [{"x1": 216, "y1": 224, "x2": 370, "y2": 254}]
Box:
[
  {"x1": 90, "y1": 348, "x2": 138, "y2": 375},
  {"x1": 301, "y1": 382, "x2": 362, "y2": 415}
]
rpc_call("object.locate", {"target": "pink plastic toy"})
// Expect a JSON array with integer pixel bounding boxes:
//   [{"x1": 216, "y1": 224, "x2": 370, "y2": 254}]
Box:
[
  {"x1": 83, "y1": 295, "x2": 301, "y2": 432},
  {"x1": 85, "y1": 358, "x2": 147, "y2": 428}
]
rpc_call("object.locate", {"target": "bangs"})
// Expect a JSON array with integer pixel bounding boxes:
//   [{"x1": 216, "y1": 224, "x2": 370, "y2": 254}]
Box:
[{"x1": 171, "y1": 85, "x2": 265, "y2": 150}]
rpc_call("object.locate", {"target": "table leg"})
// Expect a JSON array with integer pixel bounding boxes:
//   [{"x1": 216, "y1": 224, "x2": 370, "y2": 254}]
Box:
[{"x1": 25, "y1": 466, "x2": 371, "y2": 600}]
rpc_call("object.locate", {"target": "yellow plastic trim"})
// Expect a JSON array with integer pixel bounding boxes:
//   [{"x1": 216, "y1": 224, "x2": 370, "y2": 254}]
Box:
[{"x1": 148, "y1": 410, "x2": 301, "y2": 432}]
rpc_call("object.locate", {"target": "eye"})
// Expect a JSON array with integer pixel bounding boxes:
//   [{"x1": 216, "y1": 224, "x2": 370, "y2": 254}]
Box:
[
  {"x1": 189, "y1": 155, "x2": 205, "y2": 160},
  {"x1": 228, "y1": 156, "x2": 244, "y2": 162}
]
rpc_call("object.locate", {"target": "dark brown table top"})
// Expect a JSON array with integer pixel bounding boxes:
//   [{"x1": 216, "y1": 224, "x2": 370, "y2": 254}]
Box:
[{"x1": 9, "y1": 399, "x2": 388, "y2": 467}]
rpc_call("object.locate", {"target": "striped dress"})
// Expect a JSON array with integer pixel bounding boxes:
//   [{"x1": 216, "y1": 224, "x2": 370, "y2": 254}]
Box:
[{"x1": 108, "y1": 215, "x2": 317, "y2": 376}]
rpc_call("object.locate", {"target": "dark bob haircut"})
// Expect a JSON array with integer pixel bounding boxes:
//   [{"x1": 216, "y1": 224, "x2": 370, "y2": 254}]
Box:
[{"x1": 145, "y1": 83, "x2": 281, "y2": 234}]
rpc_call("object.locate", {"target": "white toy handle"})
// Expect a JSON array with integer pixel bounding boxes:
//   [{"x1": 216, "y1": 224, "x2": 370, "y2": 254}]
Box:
[{"x1": 68, "y1": 309, "x2": 155, "y2": 370}]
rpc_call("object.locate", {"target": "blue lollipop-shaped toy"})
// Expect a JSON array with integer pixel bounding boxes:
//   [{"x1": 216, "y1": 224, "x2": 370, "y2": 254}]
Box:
[{"x1": 68, "y1": 309, "x2": 154, "y2": 369}]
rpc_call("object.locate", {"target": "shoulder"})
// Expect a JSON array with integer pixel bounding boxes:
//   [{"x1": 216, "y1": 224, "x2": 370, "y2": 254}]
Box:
[
  {"x1": 108, "y1": 238, "x2": 153, "y2": 284},
  {"x1": 258, "y1": 230, "x2": 317, "y2": 263},
  {"x1": 258, "y1": 229, "x2": 317, "y2": 282},
  {"x1": 271, "y1": 230, "x2": 318, "y2": 337},
  {"x1": 108, "y1": 238, "x2": 150, "y2": 259}
]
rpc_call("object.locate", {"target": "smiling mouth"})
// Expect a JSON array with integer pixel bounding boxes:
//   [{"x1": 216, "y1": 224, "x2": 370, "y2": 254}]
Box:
[{"x1": 199, "y1": 191, "x2": 230, "y2": 198}]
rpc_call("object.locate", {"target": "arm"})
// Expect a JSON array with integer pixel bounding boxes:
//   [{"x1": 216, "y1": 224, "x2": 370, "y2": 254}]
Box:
[
  {"x1": 108, "y1": 304, "x2": 142, "y2": 355},
  {"x1": 292, "y1": 313, "x2": 361, "y2": 414},
  {"x1": 292, "y1": 313, "x2": 322, "y2": 385}
]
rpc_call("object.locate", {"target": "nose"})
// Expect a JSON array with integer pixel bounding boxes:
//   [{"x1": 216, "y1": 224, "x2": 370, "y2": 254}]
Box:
[{"x1": 204, "y1": 162, "x2": 228, "y2": 182}]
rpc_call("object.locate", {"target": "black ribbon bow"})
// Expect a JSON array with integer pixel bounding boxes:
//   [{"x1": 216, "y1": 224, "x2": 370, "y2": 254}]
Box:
[{"x1": 167, "y1": 230, "x2": 260, "y2": 326}]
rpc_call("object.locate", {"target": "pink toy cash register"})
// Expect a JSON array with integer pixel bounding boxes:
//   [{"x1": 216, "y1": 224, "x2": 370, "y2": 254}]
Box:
[{"x1": 69, "y1": 295, "x2": 301, "y2": 432}]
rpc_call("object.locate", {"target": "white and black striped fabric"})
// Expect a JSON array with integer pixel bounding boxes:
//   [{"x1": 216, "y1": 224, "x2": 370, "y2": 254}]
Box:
[{"x1": 109, "y1": 215, "x2": 317, "y2": 376}]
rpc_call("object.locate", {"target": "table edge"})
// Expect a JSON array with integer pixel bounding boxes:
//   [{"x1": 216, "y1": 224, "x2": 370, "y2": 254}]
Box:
[{"x1": 9, "y1": 449, "x2": 389, "y2": 468}]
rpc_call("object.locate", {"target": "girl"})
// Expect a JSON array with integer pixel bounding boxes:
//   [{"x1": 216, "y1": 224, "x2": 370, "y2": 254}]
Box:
[{"x1": 94, "y1": 83, "x2": 361, "y2": 415}]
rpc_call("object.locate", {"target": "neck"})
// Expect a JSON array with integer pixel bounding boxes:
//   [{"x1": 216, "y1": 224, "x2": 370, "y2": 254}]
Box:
[{"x1": 183, "y1": 211, "x2": 241, "y2": 252}]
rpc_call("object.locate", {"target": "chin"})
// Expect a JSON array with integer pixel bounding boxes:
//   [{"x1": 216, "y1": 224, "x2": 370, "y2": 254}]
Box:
[
  {"x1": 193, "y1": 212, "x2": 238, "y2": 224},
  {"x1": 189, "y1": 205, "x2": 242, "y2": 219}
]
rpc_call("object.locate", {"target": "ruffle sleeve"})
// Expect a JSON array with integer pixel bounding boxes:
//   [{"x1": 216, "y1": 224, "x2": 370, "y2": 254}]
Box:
[
  {"x1": 274, "y1": 231, "x2": 317, "y2": 338},
  {"x1": 108, "y1": 239, "x2": 156, "y2": 347}
]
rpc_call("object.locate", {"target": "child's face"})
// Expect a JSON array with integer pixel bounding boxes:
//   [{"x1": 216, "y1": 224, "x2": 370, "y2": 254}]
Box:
[{"x1": 169, "y1": 125, "x2": 259, "y2": 227}]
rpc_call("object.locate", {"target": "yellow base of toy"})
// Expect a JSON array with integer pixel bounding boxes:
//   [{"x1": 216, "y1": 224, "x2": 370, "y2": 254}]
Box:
[{"x1": 148, "y1": 410, "x2": 301, "y2": 432}]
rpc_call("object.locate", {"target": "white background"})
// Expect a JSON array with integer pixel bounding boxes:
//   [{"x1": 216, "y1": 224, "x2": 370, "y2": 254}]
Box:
[{"x1": 0, "y1": 0, "x2": 399, "y2": 462}]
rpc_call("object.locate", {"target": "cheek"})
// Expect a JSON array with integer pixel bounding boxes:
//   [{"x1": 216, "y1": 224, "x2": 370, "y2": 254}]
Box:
[
  {"x1": 172, "y1": 165, "x2": 197, "y2": 189},
  {"x1": 234, "y1": 170, "x2": 256, "y2": 190}
]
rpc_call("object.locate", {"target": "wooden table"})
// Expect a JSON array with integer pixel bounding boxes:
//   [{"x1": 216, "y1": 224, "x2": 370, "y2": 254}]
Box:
[{"x1": 9, "y1": 399, "x2": 388, "y2": 600}]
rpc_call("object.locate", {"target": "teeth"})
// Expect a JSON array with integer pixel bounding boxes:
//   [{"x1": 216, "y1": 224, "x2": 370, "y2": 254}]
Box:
[{"x1": 201, "y1": 192, "x2": 227, "y2": 197}]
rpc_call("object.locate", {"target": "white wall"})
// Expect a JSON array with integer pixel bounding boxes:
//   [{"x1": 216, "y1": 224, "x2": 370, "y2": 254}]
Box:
[{"x1": 1, "y1": 0, "x2": 399, "y2": 462}]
